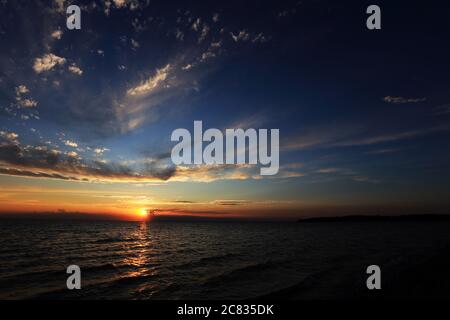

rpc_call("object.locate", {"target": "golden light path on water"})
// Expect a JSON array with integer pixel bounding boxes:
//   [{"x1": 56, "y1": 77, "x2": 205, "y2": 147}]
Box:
[{"x1": 117, "y1": 222, "x2": 161, "y2": 297}]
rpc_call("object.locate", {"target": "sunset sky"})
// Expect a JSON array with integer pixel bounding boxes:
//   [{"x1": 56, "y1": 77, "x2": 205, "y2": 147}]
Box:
[{"x1": 0, "y1": 0, "x2": 449, "y2": 220}]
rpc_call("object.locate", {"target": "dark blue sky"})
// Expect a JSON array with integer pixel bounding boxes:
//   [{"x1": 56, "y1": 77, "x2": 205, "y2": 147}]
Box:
[{"x1": 0, "y1": 0, "x2": 449, "y2": 218}]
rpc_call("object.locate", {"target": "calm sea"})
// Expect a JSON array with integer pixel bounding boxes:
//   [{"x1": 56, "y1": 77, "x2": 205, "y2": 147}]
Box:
[{"x1": 1, "y1": 219, "x2": 450, "y2": 299}]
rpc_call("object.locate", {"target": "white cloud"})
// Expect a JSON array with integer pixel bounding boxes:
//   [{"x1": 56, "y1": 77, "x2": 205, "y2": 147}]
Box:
[
  {"x1": 198, "y1": 24, "x2": 210, "y2": 43},
  {"x1": 15, "y1": 85, "x2": 29, "y2": 95},
  {"x1": 230, "y1": 30, "x2": 250, "y2": 42},
  {"x1": 230, "y1": 30, "x2": 269, "y2": 43},
  {"x1": 33, "y1": 53, "x2": 66, "y2": 73},
  {"x1": 51, "y1": 30, "x2": 63, "y2": 40},
  {"x1": 67, "y1": 151, "x2": 78, "y2": 158},
  {"x1": 53, "y1": 0, "x2": 66, "y2": 13},
  {"x1": 15, "y1": 85, "x2": 37, "y2": 108},
  {"x1": 68, "y1": 64, "x2": 83, "y2": 75},
  {"x1": 64, "y1": 140, "x2": 78, "y2": 148},
  {"x1": 17, "y1": 98, "x2": 38, "y2": 108},
  {"x1": 113, "y1": 0, "x2": 127, "y2": 8},
  {"x1": 104, "y1": 0, "x2": 146, "y2": 14},
  {"x1": 16, "y1": 85, "x2": 38, "y2": 108},
  {"x1": 211, "y1": 41, "x2": 222, "y2": 48},
  {"x1": 127, "y1": 64, "x2": 171, "y2": 96},
  {"x1": 200, "y1": 51, "x2": 216, "y2": 62},
  {"x1": 175, "y1": 29, "x2": 184, "y2": 41},
  {"x1": 93, "y1": 147, "x2": 110, "y2": 155},
  {"x1": 128, "y1": 0, "x2": 145, "y2": 11},
  {"x1": 104, "y1": 0, "x2": 112, "y2": 15},
  {"x1": 132, "y1": 18, "x2": 148, "y2": 33},
  {"x1": 252, "y1": 33, "x2": 269, "y2": 43},
  {"x1": 192, "y1": 18, "x2": 201, "y2": 32},
  {"x1": 131, "y1": 38, "x2": 140, "y2": 49},
  {"x1": 0, "y1": 131, "x2": 19, "y2": 142},
  {"x1": 316, "y1": 168, "x2": 346, "y2": 174}
]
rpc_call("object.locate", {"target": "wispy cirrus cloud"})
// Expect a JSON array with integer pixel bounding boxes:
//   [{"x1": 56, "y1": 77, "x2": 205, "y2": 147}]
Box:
[
  {"x1": 127, "y1": 64, "x2": 171, "y2": 96},
  {"x1": 315, "y1": 167, "x2": 379, "y2": 183},
  {"x1": 383, "y1": 96, "x2": 426, "y2": 104},
  {"x1": 366, "y1": 148, "x2": 402, "y2": 155},
  {"x1": 332, "y1": 125, "x2": 450, "y2": 147},
  {"x1": 282, "y1": 124, "x2": 362, "y2": 151},
  {"x1": 212, "y1": 200, "x2": 252, "y2": 206},
  {"x1": 284, "y1": 124, "x2": 450, "y2": 151},
  {"x1": 68, "y1": 63, "x2": 83, "y2": 76}
]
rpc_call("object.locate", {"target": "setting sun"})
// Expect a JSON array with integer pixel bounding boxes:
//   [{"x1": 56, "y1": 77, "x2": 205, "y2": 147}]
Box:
[{"x1": 139, "y1": 209, "x2": 148, "y2": 218}]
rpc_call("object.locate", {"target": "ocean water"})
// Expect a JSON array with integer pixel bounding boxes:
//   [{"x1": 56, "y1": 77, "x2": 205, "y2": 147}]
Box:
[{"x1": 1, "y1": 219, "x2": 450, "y2": 300}]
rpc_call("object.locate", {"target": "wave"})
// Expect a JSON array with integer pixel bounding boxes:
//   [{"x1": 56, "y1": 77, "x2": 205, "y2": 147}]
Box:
[
  {"x1": 0, "y1": 263, "x2": 119, "y2": 287},
  {"x1": 93, "y1": 237, "x2": 135, "y2": 244},
  {"x1": 253, "y1": 268, "x2": 333, "y2": 299},
  {"x1": 172, "y1": 252, "x2": 239, "y2": 270},
  {"x1": 201, "y1": 260, "x2": 279, "y2": 287}
]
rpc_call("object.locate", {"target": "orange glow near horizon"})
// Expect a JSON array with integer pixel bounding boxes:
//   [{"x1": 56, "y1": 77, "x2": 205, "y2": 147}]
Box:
[{"x1": 0, "y1": 176, "x2": 330, "y2": 221}]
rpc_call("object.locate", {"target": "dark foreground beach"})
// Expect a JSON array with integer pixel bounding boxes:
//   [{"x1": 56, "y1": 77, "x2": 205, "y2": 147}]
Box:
[{"x1": 1, "y1": 218, "x2": 450, "y2": 300}]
